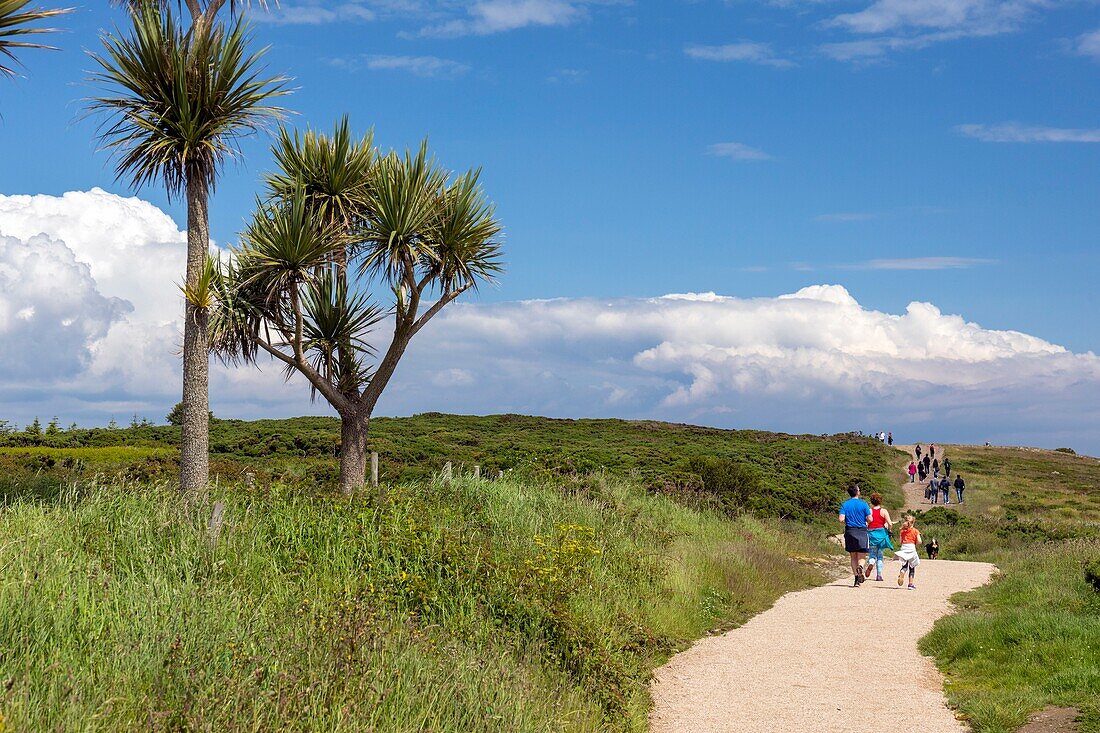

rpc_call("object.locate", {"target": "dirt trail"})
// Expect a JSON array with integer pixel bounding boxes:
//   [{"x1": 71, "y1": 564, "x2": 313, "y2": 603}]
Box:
[
  {"x1": 650, "y1": 560, "x2": 994, "y2": 732},
  {"x1": 650, "y1": 446, "x2": 994, "y2": 733}
]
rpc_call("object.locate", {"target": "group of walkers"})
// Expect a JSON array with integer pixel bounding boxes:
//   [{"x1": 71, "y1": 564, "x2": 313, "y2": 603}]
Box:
[
  {"x1": 906, "y1": 443, "x2": 966, "y2": 504},
  {"x1": 839, "y1": 485, "x2": 923, "y2": 589}
]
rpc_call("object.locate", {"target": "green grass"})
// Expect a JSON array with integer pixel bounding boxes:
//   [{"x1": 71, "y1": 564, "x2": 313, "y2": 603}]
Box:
[
  {"x1": 914, "y1": 445, "x2": 1100, "y2": 732},
  {"x1": 0, "y1": 471, "x2": 830, "y2": 731}
]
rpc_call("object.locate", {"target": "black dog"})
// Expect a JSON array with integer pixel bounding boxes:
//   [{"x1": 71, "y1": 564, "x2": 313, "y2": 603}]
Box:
[{"x1": 926, "y1": 538, "x2": 940, "y2": 560}]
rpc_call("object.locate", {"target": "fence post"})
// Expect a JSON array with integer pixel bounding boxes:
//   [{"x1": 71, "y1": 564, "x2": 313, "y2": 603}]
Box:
[
  {"x1": 207, "y1": 501, "x2": 225, "y2": 549},
  {"x1": 370, "y1": 452, "x2": 379, "y2": 488},
  {"x1": 443, "y1": 461, "x2": 452, "y2": 482},
  {"x1": 497, "y1": 470, "x2": 504, "y2": 480},
  {"x1": 473, "y1": 465, "x2": 481, "y2": 480}
]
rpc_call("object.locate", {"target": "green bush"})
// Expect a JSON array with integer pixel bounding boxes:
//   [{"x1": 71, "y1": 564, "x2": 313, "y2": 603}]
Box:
[{"x1": 1086, "y1": 558, "x2": 1100, "y2": 593}]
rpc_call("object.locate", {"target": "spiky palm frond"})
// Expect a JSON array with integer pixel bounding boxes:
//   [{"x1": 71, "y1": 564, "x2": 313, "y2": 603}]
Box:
[
  {"x1": 240, "y1": 189, "x2": 347, "y2": 299},
  {"x1": 359, "y1": 142, "x2": 448, "y2": 285},
  {"x1": 208, "y1": 250, "x2": 267, "y2": 365},
  {"x1": 428, "y1": 169, "x2": 503, "y2": 293},
  {"x1": 87, "y1": 4, "x2": 289, "y2": 196},
  {"x1": 0, "y1": 0, "x2": 71, "y2": 77},
  {"x1": 298, "y1": 267, "x2": 383, "y2": 395},
  {"x1": 266, "y1": 116, "x2": 375, "y2": 232}
]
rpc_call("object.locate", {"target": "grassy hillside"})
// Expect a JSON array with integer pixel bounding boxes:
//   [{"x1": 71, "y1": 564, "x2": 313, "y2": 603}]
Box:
[
  {"x1": 912, "y1": 445, "x2": 1100, "y2": 733},
  {"x1": 0, "y1": 413, "x2": 900, "y2": 520},
  {"x1": 0, "y1": 414, "x2": 886, "y2": 731}
]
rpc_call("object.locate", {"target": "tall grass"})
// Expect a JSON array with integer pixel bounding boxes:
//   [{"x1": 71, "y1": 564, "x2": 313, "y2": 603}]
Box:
[
  {"x1": 920, "y1": 539, "x2": 1100, "y2": 733},
  {"x1": 0, "y1": 472, "x2": 827, "y2": 731}
]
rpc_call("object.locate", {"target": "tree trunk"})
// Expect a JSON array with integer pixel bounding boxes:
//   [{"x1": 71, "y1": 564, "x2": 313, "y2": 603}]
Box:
[
  {"x1": 339, "y1": 412, "x2": 369, "y2": 495},
  {"x1": 180, "y1": 174, "x2": 210, "y2": 495}
]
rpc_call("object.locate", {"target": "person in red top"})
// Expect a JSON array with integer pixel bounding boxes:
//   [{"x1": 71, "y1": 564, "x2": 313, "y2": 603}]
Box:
[
  {"x1": 863, "y1": 493, "x2": 893, "y2": 581},
  {"x1": 907, "y1": 461, "x2": 917, "y2": 483}
]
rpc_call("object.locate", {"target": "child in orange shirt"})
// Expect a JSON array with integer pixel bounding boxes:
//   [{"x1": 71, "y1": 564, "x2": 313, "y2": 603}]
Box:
[{"x1": 894, "y1": 514, "x2": 921, "y2": 590}]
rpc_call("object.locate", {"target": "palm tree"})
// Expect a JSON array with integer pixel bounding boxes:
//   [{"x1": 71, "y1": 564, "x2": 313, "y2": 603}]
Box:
[
  {"x1": 0, "y1": 0, "x2": 71, "y2": 78},
  {"x1": 211, "y1": 127, "x2": 503, "y2": 494},
  {"x1": 88, "y1": 3, "x2": 288, "y2": 493}
]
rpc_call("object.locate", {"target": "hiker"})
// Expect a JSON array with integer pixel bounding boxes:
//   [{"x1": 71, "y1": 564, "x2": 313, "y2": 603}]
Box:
[
  {"x1": 954, "y1": 474, "x2": 965, "y2": 503},
  {"x1": 927, "y1": 478, "x2": 939, "y2": 504},
  {"x1": 918, "y1": 464, "x2": 926, "y2": 482},
  {"x1": 895, "y1": 514, "x2": 922, "y2": 590},
  {"x1": 838, "y1": 484, "x2": 872, "y2": 587},
  {"x1": 932, "y1": 458, "x2": 940, "y2": 479},
  {"x1": 944, "y1": 457, "x2": 952, "y2": 477},
  {"x1": 940, "y1": 476, "x2": 952, "y2": 505},
  {"x1": 930, "y1": 444, "x2": 936, "y2": 459},
  {"x1": 887, "y1": 431, "x2": 893, "y2": 446},
  {"x1": 907, "y1": 461, "x2": 917, "y2": 483},
  {"x1": 922, "y1": 454, "x2": 930, "y2": 474},
  {"x1": 863, "y1": 492, "x2": 893, "y2": 581},
  {"x1": 915, "y1": 444, "x2": 922, "y2": 461}
]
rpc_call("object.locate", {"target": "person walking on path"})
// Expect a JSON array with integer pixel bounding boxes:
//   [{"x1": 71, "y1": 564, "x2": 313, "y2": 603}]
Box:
[
  {"x1": 915, "y1": 444, "x2": 922, "y2": 461},
  {"x1": 863, "y1": 493, "x2": 893, "y2": 581},
  {"x1": 927, "y1": 478, "x2": 938, "y2": 504},
  {"x1": 922, "y1": 454, "x2": 931, "y2": 474},
  {"x1": 954, "y1": 474, "x2": 965, "y2": 503},
  {"x1": 944, "y1": 457, "x2": 952, "y2": 477},
  {"x1": 839, "y1": 485, "x2": 872, "y2": 587},
  {"x1": 930, "y1": 444, "x2": 936, "y2": 459},
  {"x1": 888, "y1": 431, "x2": 893, "y2": 446},
  {"x1": 895, "y1": 514, "x2": 922, "y2": 590},
  {"x1": 932, "y1": 458, "x2": 940, "y2": 479},
  {"x1": 908, "y1": 460, "x2": 917, "y2": 483},
  {"x1": 940, "y1": 476, "x2": 952, "y2": 505}
]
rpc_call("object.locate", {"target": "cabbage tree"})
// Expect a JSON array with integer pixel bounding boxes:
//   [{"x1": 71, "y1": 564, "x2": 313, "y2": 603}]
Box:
[{"x1": 212, "y1": 126, "x2": 503, "y2": 493}]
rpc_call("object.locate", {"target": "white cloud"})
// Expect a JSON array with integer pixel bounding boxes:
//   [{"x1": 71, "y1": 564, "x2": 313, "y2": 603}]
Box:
[
  {"x1": 827, "y1": 0, "x2": 1042, "y2": 36},
  {"x1": 819, "y1": 0, "x2": 1048, "y2": 61},
  {"x1": 684, "y1": 42, "x2": 795, "y2": 68},
  {"x1": 253, "y1": 2, "x2": 376, "y2": 24},
  {"x1": 956, "y1": 123, "x2": 1100, "y2": 143},
  {"x1": 1, "y1": 191, "x2": 1097, "y2": 452},
  {"x1": 0, "y1": 190, "x2": 324, "y2": 425},
  {"x1": 1077, "y1": 28, "x2": 1100, "y2": 60},
  {"x1": 330, "y1": 54, "x2": 471, "y2": 78},
  {"x1": 842, "y1": 257, "x2": 995, "y2": 270},
  {"x1": 420, "y1": 0, "x2": 583, "y2": 37},
  {"x1": 707, "y1": 142, "x2": 772, "y2": 161}
]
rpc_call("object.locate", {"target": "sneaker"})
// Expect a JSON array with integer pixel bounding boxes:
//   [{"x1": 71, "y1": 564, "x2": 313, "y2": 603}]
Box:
[
  {"x1": 908, "y1": 584, "x2": 916, "y2": 590},
  {"x1": 864, "y1": 563, "x2": 875, "y2": 578},
  {"x1": 875, "y1": 575, "x2": 884, "y2": 581},
  {"x1": 897, "y1": 571, "x2": 905, "y2": 586}
]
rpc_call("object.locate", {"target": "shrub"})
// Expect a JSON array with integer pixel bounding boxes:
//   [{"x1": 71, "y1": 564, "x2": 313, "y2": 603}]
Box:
[
  {"x1": 688, "y1": 456, "x2": 762, "y2": 512},
  {"x1": 1054, "y1": 447, "x2": 1076, "y2": 455},
  {"x1": 1086, "y1": 558, "x2": 1100, "y2": 593}
]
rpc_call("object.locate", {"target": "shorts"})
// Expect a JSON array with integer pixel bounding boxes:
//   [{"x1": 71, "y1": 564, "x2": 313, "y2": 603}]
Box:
[{"x1": 843, "y1": 527, "x2": 869, "y2": 553}]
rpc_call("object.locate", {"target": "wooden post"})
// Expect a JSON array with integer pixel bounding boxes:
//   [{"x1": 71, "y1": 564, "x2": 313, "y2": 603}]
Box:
[
  {"x1": 443, "y1": 461, "x2": 452, "y2": 482},
  {"x1": 370, "y1": 452, "x2": 379, "y2": 488},
  {"x1": 473, "y1": 464, "x2": 480, "y2": 480},
  {"x1": 207, "y1": 501, "x2": 225, "y2": 549},
  {"x1": 498, "y1": 470, "x2": 504, "y2": 480}
]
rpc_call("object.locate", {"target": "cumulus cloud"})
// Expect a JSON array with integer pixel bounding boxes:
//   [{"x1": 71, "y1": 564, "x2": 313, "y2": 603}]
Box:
[
  {"x1": 392, "y1": 285, "x2": 1100, "y2": 451},
  {"x1": 0, "y1": 189, "x2": 323, "y2": 426},
  {"x1": 1, "y1": 190, "x2": 1097, "y2": 452},
  {"x1": 956, "y1": 123, "x2": 1100, "y2": 143},
  {"x1": 707, "y1": 142, "x2": 772, "y2": 161},
  {"x1": 684, "y1": 42, "x2": 795, "y2": 68}
]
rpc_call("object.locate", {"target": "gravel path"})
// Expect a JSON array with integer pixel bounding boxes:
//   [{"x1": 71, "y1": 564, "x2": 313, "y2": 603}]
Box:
[{"x1": 650, "y1": 559, "x2": 995, "y2": 732}]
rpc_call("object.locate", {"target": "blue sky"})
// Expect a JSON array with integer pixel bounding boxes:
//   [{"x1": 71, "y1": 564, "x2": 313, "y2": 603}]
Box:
[{"x1": 1, "y1": 0, "x2": 1099, "y2": 449}]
